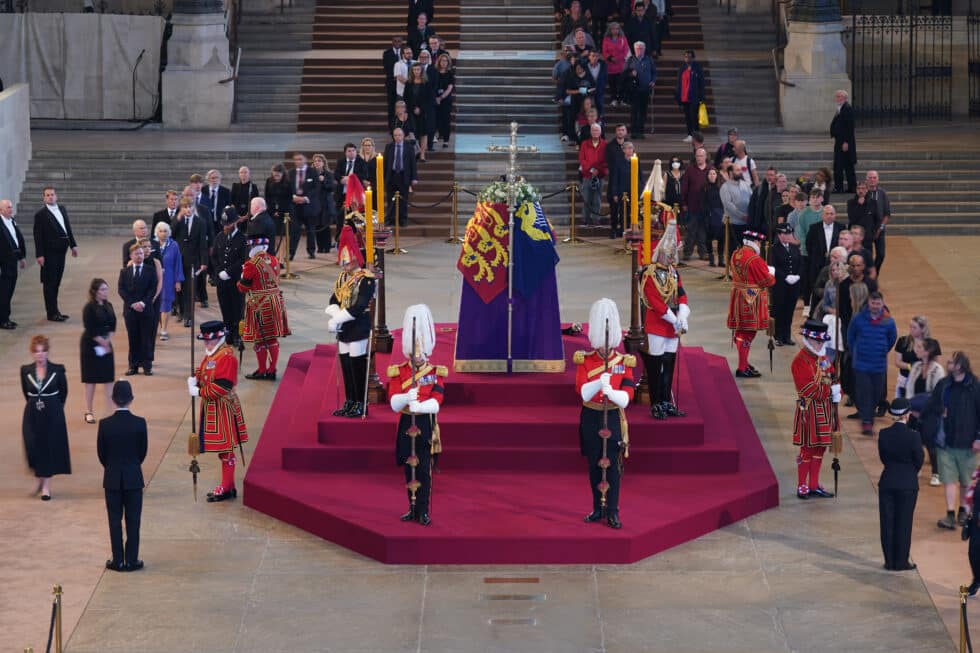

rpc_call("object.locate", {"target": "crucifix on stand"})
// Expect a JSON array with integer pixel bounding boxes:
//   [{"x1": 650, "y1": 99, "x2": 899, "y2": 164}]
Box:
[{"x1": 486, "y1": 121, "x2": 539, "y2": 373}]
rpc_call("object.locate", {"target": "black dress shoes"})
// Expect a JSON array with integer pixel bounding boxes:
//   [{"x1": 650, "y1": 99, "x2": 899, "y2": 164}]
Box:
[
  {"x1": 47, "y1": 314, "x2": 68, "y2": 322},
  {"x1": 606, "y1": 514, "x2": 622, "y2": 529},
  {"x1": 200, "y1": 301, "x2": 209, "y2": 308},
  {"x1": 106, "y1": 560, "x2": 126, "y2": 572},
  {"x1": 650, "y1": 404, "x2": 667, "y2": 419},
  {"x1": 143, "y1": 366, "x2": 153, "y2": 376},
  {"x1": 308, "y1": 253, "x2": 316, "y2": 259},
  {"x1": 584, "y1": 510, "x2": 603, "y2": 523},
  {"x1": 417, "y1": 512, "x2": 431, "y2": 526},
  {"x1": 125, "y1": 367, "x2": 139, "y2": 376},
  {"x1": 808, "y1": 487, "x2": 835, "y2": 499},
  {"x1": 126, "y1": 560, "x2": 145, "y2": 572},
  {"x1": 205, "y1": 487, "x2": 237, "y2": 500},
  {"x1": 345, "y1": 402, "x2": 365, "y2": 418},
  {"x1": 207, "y1": 487, "x2": 237, "y2": 502},
  {"x1": 263, "y1": 371, "x2": 277, "y2": 381},
  {"x1": 333, "y1": 400, "x2": 354, "y2": 417},
  {"x1": 400, "y1": 508, "x2": 417, "y2": 522},
  {"x1": 735, "y1": 368, "x2": 759, "y2": 379},
  {"x1": 893, "y1": 562, "x2": 917, "y2": 571},
  {"x1": 968, "y1": 581, "x2": 980, "y2": 597},
  {"x1": 0, "y1": 321, "x2": 15, "y2": 329},
  {"x1": 184, "y1": 319, "x2": 193, "y2": 328},
  {"x1": 662, "y1": 402, "x2": 686, "y2": 418},
  {"x1": 245, "y1": 370, "x2": 266, "y2": 380}
]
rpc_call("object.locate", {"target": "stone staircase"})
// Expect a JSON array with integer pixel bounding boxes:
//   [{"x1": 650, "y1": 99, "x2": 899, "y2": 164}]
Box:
[
  {"x1": 311, "y1": 0, "x2": 460, "y2": 50},
  {"x1": 233, "y1": 0, "x2": 315, "y2": 130}
]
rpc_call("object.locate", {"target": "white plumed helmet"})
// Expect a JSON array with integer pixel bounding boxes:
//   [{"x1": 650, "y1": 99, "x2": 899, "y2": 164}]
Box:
[
  {"x1": 401, "y1": 304, "x2": 436, "y2": 358},
  {"x1": 588, "y1": 298, "x2": 622, "y2": 350}
]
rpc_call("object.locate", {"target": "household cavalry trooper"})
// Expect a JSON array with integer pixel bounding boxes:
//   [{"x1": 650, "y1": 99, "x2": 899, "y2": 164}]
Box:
[
  {"x1": 326, "y1": 224, "x2": 376, "y2": 418},
  {"x1": 387, "y1": 304, "x2": 446, "y2": 526},
  {"x1": 237, "y1": 235, "x2": 290, "y2": 381},
  {"x1": 639, "y1": 216, "x2": 689, "y2": 420},
  {"x1": 727, "y1": 230, "x2": 776, "y2": 378},
  {"x1": 187, "y1": 320, "x2": 249, "y2": 503},
  {"x1": 792, "y1": 318, "x2": 840, "y2": 500},
  {"x1": 574, "y1": 298, "x2": 636, "y2": 530}
]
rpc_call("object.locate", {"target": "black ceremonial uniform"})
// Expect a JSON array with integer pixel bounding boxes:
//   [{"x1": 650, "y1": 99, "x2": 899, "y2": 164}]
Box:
[
  {"x1": 212, "y1": 226, "x2": 247, "y2": 344},
  {"x1": 771, "y1": 238, "x2": 803, "y2": 345}
]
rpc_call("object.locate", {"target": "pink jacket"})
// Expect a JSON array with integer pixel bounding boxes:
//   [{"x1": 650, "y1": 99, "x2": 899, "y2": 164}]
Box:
[{"x1": 602, "y1": 36, "x2": 630, "y2": 75}]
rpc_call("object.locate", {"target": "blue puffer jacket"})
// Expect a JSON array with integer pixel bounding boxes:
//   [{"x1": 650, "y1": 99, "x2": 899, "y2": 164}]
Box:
[{"x1": 846, "y1": 307, "x2": 897, "y2": 373}]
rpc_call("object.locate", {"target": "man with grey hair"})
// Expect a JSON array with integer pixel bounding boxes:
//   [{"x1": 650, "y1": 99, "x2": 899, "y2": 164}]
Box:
[
  {"x1": 0, "y1": 198, "x2": 26, "y2": 329},
  {"x1": 122, "y1": 219, "x2": 151, "y2": 267},
  {"x1": 578, "y1": 123, "x2": 607, "y2": 226},
  {"x1": 626, "y1": 40, "x2": 656, "y2": 139},
  {"x1": 831, "y1": 89, "x2": 857, "y2": 194},
  {"x1": 202, "y1": 169, "x2": 231, "y2": 235},
  {"x1": 246, "y1": 197, "x2": 276, "y2": 243}
]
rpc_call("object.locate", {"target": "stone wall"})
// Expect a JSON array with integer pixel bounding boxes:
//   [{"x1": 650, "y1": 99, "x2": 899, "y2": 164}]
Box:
[{"x1": 0, "y1": 84, "x2": 32, "y2": 210}]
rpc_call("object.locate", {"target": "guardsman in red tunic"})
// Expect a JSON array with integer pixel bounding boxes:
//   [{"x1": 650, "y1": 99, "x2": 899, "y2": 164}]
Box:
[
  {"x1": 187, "y1": 321, "x2": 249, "y2": 503},
  {"x1": 388, "y1": 304, "x2": 446, "y2": 526},
  {"x1": 792, "y1": 318, "x2": 841, "y2": 499},
  {"x1": 640, "y1": 217, "x2": 689, "y2": 420},
  {"x1": 575, "y1": 298, "x2": 636, "y2": 529},
  {"x1": 727, "y1": 230, "x2": 776, "y2": 378},
  {"x1": 237, "y1": 236, "x2": 290, "y2": 381}
]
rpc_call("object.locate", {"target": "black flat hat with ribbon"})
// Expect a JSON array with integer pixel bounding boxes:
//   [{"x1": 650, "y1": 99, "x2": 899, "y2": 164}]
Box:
[
  {"x1": 197, "y1": 320, "x2": 226, "y2": 341},
  {"x1": 800, "y1": 318, "x2": 831, "y2": 342}
]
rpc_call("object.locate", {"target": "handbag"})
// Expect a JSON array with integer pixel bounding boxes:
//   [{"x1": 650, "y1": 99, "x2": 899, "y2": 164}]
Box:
[{"x1": 698, "y1": 101, "x2": 709, "y2": 128}]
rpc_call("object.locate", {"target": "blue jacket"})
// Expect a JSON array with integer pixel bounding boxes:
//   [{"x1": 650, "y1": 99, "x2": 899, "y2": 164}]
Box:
[{"x1": 846, "y1": 307, "x2": 897, "y2": 373}]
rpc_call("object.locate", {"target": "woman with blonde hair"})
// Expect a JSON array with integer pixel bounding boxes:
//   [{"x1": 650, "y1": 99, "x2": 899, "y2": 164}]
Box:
[{"x1": 154, "y1": 221, "x2": 183, "y2": 339}]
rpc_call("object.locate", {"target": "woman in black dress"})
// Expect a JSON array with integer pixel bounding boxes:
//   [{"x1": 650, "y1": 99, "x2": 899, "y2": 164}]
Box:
[
  {"x1": 264, "y1": 163, "x2": 293, "y2": 242},
  {"x1": 359, "y1": 138, "x2": 379, "y2": 214},
  {"x1": 80, "y1": 278, "x2": 116, "y2": 424},
  {"x1": 434, "y1": 53, "x2": 455, "y2": 148},
  {"x1": 312, "y1": 153, "x2": 337, "y2": 254},
  {"x1": 404, "y1": 63, "x2": 435, "y2": 162},
  {"x1": 22, "y1": 334, "x2": 71, "y2": 500}
]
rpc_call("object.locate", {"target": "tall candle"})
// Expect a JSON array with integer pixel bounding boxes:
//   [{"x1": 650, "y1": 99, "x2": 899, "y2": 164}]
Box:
[
  {"x1": 365, "y1": 189, "x2": 375, "y2": 264},
  {"x1": 375, "y1": 154, "x2": 385, "y2": 226},
  {"x1": 630, "y1": 154, "x2": 639, "y2": 230},
  {"x1": 642, "y1": 190, "x2": 652, "y2": 264}
]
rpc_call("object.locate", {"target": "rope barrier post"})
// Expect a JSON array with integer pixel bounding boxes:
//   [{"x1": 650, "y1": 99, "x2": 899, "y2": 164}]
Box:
[
  {"x1": 563, "y1": 183, "x2": 583, "y2": 244},
  {"x1": 53, "y1": 585, "x2": 63, "y2": 653},
  {"x1": 619, "y1": 192, "x2": 632, "y2": 254},
  {"x1": 387, "y1": 192, "x2": 407, "y2": 255},
  {"x1": 280, "y1": 213, "x2": 299, "y2": 279},
  {"x1": 25, "y1": 647, "x2": 33, "y2": 653},
  {"x1": 960, "y1": 584, "x2": 969, "y2": 653},
  {"x1": 447, "y1": 182, "x2": 462, "y2": 244}
]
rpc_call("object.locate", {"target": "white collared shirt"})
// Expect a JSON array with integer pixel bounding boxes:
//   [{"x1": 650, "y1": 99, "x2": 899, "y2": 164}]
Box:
[
  {"x1": 823, "y1": 221, "x2": 834, "y2": 252},
  {"x1": 46, "y1": 204, "x2": 67, "y2": 233},
  {"x1": 2, "y1": 216, "x2": 18, "y2": 245}
]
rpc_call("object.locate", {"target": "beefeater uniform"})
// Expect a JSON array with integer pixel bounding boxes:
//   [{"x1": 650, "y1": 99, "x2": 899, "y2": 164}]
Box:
[
  {"x1": 792, "y1": 345, "x2": 839, "y2": 497},
  {"x1": 196, "y1": 340, "x2": 249, "y2": 500},
  {"x1": 727, "y1": 238, "x2": 775, "y2": 375},
  {"x1": 388, "y1": 360, "x2": 447, "y2": 520},
  {"x1": 574, "y1": 349, "x2": 635, "y2": 522},
  {"x1": 237, "y1": 249, "x2": 290, "y2": 378}
]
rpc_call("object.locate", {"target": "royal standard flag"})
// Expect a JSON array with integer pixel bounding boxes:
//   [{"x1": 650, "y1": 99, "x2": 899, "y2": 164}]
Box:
[
  {"x1": 512, "y1": 201, "x2": 559, "y2": 300},
  {"x1": 456, "y1": 202, "x2": 510, "y2": 304}
]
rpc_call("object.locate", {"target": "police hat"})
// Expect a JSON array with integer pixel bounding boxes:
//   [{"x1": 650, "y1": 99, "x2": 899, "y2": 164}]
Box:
[
  {"x1": 888, "y1": 398, "x2": 911, "y2": 417},
  {"x1": 220, "y1": 206, "x2": 239, "y2": 226},
  {"x1": 775, "y1": 223, "x2": 793, "y2": 234}
]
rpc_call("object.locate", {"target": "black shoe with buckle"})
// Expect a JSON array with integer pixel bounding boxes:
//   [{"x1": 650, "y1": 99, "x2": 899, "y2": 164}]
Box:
[
  {"x1": 809, "y1": 487, "x2": 834, "y2": 499},
  {"x1": 333, "y1": 401, "x2": 354, "y2": 417},
  {"x1": 662, "y1": 402, "x2": 686, "y2": 418},
  {"x1": 207, "y1": 487, "x2": 237, "y2": 503},
  {"x1": 345, "y1": 402, "x2": 365, "y2": 418},
  {"x1": 418, "y1": 512, "x2": 431, "y2": 526},
  {"x1": 584, "y1": 510, "x2": 603, "y2": 523},
  {"x1": 650, "y1": 403, "x2": 666, "y2": 419},
  {"x1": 606, "y1": 513, "x2": 622, "y2": 529},
  {"x1": 245, "y1": 370, "x2": 266, "y2": 380},
  {"x1": 400, "y1": 508, "x2": 416, "y2": 522}
]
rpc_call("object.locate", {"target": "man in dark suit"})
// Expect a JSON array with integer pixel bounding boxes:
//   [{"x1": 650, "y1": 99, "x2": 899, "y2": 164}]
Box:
[
  {"x1": 804, "y1": 205, "x2": 843, "y2": 313},
  {"x1": 97, "y1": 380, "x2": 147, "y2": 572},
  {"x1": 173, "y1": 195, "x2": 209, "y2": 327},
  {"x1": 151, "y1": 190, "x2": 179, "y2": 232},
  {"x1": 287, "y1": 152, "x2": 321, "y2": 261},
  {"x1": 383, "y1": 36, "x2": 406, "y2": 125},
  {"x1": 121, "y1": 219, "x2": 152, "y2": 267},
  {"x1": 408, "y1": 11, "x2": 436, "y2": 56},
  {"x1": 246, "y1": 197, "x2": 276, "y2": 242},
  {"x1": 407, "y1": 0, "x2": 434, "y2": 31},
  {"x1": 119, "y1": 244, "x2": 158, "y2": 376},
  {"x1": 230, "y1": 166, "x2": 260, "y2": 219},
  {"x1": 771, "y1": 223, "x2": 803, "y2": 346},
  {"x1": 830, "y1": 89, "x2": 857, "y2": 194},
  {"x1": 334, "y1": 143, "x2": 369, "y2": 234},
  {"x1": 33, "y1": 187, "x2": 78, "y2": 322},
  {"x1": 201, "y1": 169, "x2": 232, "y2": 235},
  {"x1": 606, "y1": 138, "x2": 636, "y2": 239},
  {"x1": 212, "y1": 207, "x2": 247, "y2": 345},
  {"x1": 384, "y1": 129, "x2": 418, "y2": 228},
  {"x1": 846, "y1": 181, "x2": 879, "y2": 251},
  {"x1": 0, "y1": 199, "x2": 27, "y2": 329},
  {"x1": 877, "y1": 398, "x2": 922, "y2": 571}
]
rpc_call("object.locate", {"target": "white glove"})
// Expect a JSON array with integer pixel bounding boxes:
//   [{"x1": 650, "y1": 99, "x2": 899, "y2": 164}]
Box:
[
  {"x1": 603, "y1": 386, "x2": 630, "y2": 409},
  {"x1": 831, "y1": 383, "x2": 842, "y2": 403},
  {"x1": 325, "y1": 304, "x2": 341, "y2": 318},
  {"x1": 327, "y1": 318, "x2": 341, "y2": 333},
  {"x1": 407, "y1": 388, "x2": 419, "y2": 402},
  {"x1": 767, "y1": 265, "x2": 776, "y2": 277},
  {"x1": 663, "y1": 308, "x2": 678, "y2": 325},
  {"x1": 677, "y1": 304, "x2": 691, "y2": 322},
  {"x1": 332, "y1": 309, "x2": 355, "y2": 326},
  {"x1": 389, "y1": 391, "x2": 412, "y2": 413},
  {"x1": 677, "y1": 318, "x2": 689, "y2": 333},
  {"x1": 580, "y1": 378, "x2": 604, "y2": 402},
  {"x1": 218, "y1": 270, "x2": 230, "y2": 281},
  {"x1": 785, "y1": 274, "x2": 800, "y2": 285},
  {"x1": 94, "y1": 345, "x2": 108, "y2": 357},
  {"x1": 187, "y1": 376, "x2": 200, "y2": 397},
  {"x1": 599, "y1": 372, "x2": 612, "y2": 387},
  {"x1": 410, "y1": 398, "x2": 440, "y2": 414}
]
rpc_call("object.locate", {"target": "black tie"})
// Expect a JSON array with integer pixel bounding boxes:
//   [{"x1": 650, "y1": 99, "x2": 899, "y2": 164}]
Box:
[
  {"x1": 135, "y1": 264, "x2": 142, "y2": 278},
  {"x1": 347, "y1": 160, "x2": 353, "y2": 175},
  {"x1": 395, "y1": 145, "x2": 403, "y2": 172}
]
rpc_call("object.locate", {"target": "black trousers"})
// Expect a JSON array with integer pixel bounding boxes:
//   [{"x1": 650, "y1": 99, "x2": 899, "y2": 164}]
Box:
[
  {"x1": 386, "y1": 82, "x2": 397, "y2": 125},
  {"x1": 216, "y1": 280, "x2": 243, "y2": 343},
  {"x1": 630, "y1": 92, "x2": 649, "y2": 135},
  {"x1": 387, "y1": 178, "x2": 410, "y2": 226},
  {"x1": 772, "y1": 280, "x2": 801, "y2": 343},
  {"x1": 179, "y1": 262, "x2": 208, "y2": 317},
  {"x1": 833, "y1": 147, "x2": 856, "y2": 193},
  {"x1": 125, "y1": 309, "x2": 156, "y2": 367},
  {"x1": 878, "y1": 487, "x2": 917, "y2": 569},
  {"x1": 608, "y1": 196, "x2": 624, "y2": 236},
  {"x1": 587, "y1": 444, "x2": 622, "y2": 514},
  {"x1": 315, "y1": 212, "x2": 333, "y2": 252},
  {"x1": 289, "y1": 214, "x2": 317, "y2": 258},
  {"x1": 681, "y1": 101, "x2": 698, "y2": 136},
  {"x1": 41, "y1": 248, "x2": 68, "y2": 318},
  {"x1": 874, "y1": 231, "x2": 886, "y2": 274},
  {"x1": 0, "y1": 263, "x2": 18, "y2": 323},
  {"x1": 436, "y1": 98, "x2": 453, "y2": 142},
  {"x1": 969, "y1": 514, "x2": 980, "y2": 582},
  {"x1": 403, "y1": 444, "x2": 432, "y2": 514},
  {"x1": 105, "y1": 488, "x2": 143, "y2": 566}
]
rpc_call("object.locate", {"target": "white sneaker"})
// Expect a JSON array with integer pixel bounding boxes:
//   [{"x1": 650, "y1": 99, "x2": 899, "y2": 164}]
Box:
[
  {"x1": 930, "y1": 474, "x2": 941, "y2": 487},
  {"x1": 682, "y1": 135, "x2": 693, "y2": 143},
  {"x1": 560, "y1": 135, "x2": 569, "y2": 143}
]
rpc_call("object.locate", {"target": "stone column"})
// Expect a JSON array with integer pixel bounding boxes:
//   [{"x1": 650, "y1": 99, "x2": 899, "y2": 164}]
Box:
[
  {"x1": 779, "y1": 0, "x2": 850, "y2": 132},
  {"x1": 950, "y1": 15, "x2": 970, "y2": 118},
  {"x1": 161, "y1": 0, "x2": 234, "y2": 129}
]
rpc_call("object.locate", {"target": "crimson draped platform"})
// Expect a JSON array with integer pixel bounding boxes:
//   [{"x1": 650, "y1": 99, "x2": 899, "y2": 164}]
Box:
[{"x1": 243, "y1": 326, "x2": 779, "y2": 565}]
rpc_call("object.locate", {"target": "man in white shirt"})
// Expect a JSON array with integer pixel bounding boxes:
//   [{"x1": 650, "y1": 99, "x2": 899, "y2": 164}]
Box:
[
  {"x1": 0, "y1": 199, "x2": 26, "y2": 329},
  {"x1": 732, "y1": 140, "x2": 759, "y2": 187},
  {"x1": 33, "y1": 187, "x2": 78, "y2": 322},
  {"x1": 393, "y1": 46, "x2": 414, "y2": 100}
]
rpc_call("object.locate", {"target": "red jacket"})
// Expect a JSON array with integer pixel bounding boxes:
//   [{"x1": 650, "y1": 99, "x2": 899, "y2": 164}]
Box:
[{"x1": 578, "y1": 138, "x2": 608, "y2": 180}]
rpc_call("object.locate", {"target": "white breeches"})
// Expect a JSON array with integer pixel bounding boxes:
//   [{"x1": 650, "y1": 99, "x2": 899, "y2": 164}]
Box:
[
  {"x1": 338, "y1": 339, "x2": 369, "y2": 357},
  {"x1": 647, "y1": 334, "x2": 679, "y2": 356}
]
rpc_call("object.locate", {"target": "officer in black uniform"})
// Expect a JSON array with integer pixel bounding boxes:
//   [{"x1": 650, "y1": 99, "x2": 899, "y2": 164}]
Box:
[
  {"x1": 211, "y1": 207, "x2": 247, "y2": 345},
  {"x1": 771, "y1": 222, "x2": 803, "y2": 346},
  {"x1": 877, "y1": 398, "x2": 923, "y2": 571}
]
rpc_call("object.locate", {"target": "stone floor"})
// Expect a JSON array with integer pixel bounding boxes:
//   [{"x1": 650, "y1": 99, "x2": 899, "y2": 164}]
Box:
[{"x1": 0, "y1": 231, "x2": 975, "y2": 652}]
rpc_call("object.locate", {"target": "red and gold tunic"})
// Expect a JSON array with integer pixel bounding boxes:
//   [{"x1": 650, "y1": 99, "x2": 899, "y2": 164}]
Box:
[
  {"x1": 640, "y1": 263, "x2": 688, "y2": 338},
  {"x1": 574, "y1": 350, "x2": 636, "y2": 458},
  {"x1": 237, "y1": 251, "x2": 290, "y2": 342},
  {"x1": 196, "y1": 344, "x2": 249, "y2": 453},
  {"x1": 727, "y1": 245, "x2": 775, "y2": 331},
  {"x1": 792, "y1": 347, "x2": 839, "y2": 447},
  {"x1": 388, "y1": 361, "x2": 447, "y2": 459}
]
